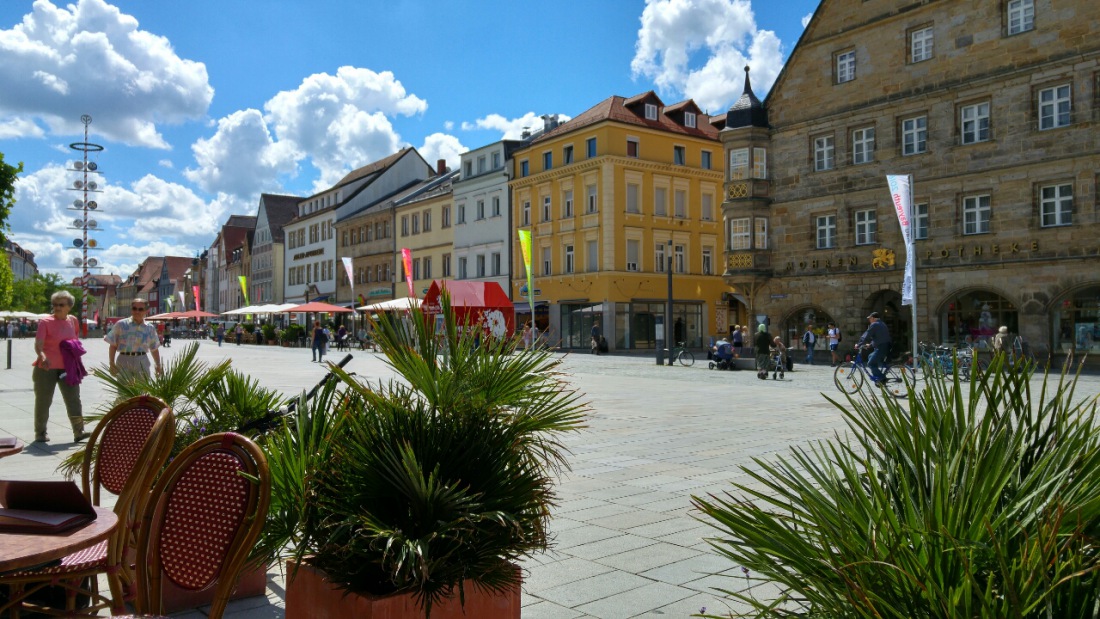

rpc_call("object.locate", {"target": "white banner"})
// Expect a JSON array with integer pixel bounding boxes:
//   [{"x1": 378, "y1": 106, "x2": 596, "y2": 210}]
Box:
[
  {"x1": 341, "y1": 257, "x2": 355, "y2": 306},
  {"x1": 886, "y1": 174, "x2": 915, "y2": 306}
]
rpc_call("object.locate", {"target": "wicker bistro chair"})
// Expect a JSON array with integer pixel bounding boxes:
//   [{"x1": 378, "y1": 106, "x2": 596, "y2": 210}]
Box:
[
  {"x1": 118, "y1": 432, "x2": 270, "y2": 619},
  {"x1": 0, "y1": 395, "x2": 174, "y2": 618}
]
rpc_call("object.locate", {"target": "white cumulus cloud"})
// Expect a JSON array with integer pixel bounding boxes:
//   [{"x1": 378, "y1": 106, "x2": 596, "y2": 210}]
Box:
[
  {"x1": 802, "y1": 12, "x2": 814, "y2": 28},
  {"x1": 461, "y1": 112, "x2": 573, "y2": 140},
  {"x1": 418, "y1": 133, "x2": 467, "y2": 172},
  {"x1": 631, "y1": 0, "x2": 786, "y2": 112},
  {"x1": 0, "y1": 0, "x2": 213, "y2": 147},
  {"x1": 183, "y1": 109, "x2": 298, "y2": 197}
]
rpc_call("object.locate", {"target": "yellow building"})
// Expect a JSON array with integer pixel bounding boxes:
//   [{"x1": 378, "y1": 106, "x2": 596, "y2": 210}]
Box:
[
  {"x1": 393, "y1": 170, "x2": 458, "y2": 300},
  {"x1": 510, "y1": 92, "x2": 727, "y2": 351}
]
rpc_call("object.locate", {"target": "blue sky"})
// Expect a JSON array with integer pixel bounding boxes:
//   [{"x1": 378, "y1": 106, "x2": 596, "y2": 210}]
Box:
[{"x1": 0, "y1": 0, "x2": 819, "y2": 279}]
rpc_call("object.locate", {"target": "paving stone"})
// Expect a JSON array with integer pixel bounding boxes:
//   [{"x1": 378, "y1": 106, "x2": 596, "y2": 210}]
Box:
[
  {"x1": 594, "y1": 541, "x2": 700, "y2": 573},
  {"x1": 574, "y1": 581, "x2": 695, "y2": 619},
  {"x1": 534, "y1": 570, "x2": 652, "y2": 608},
  {"x1": 523, "y1": 556, "x2": 616, "y2": 593}
]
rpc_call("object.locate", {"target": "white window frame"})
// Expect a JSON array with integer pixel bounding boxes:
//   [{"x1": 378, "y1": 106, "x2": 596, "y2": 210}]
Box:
[
  {"x1": 962, "y1": 194, "x2": 991, "y2": 235},
  {"x1": 915, "y1": 203, "x2": 929, "y2": 240},
  {"x1": 626, "y1": 183, "x2": 640, "y2": 214},
  {"x1": 960, "y1": 102, "x2": 990, "y2": 144},
  {"x1": 645, "y1": 103, "x2": 658, "y2": 120},
  {"x1": 522, "y1": 201, "x2": 530, "y2": 226},
  {"x1": 492, "y1": 196, "x2": 501, "y2": 217},
  {"x1": 626, "y1": 239, "x2": 640, "y2": 272},
  {"x1": 586, "y1": 184, "x2": 598, "y2": 213},
  {"x1": 541, "y1": 247, "x2": 551, "y2": 276},
  {"x1": 684, "y1": 111, "x2": 696, "y2": 128},
  {"x1": 563, "y1": 190, "x2": 573, "y2": 218},
  {"x1": 852, "y1": 127, "x2": 875, "y2": 164},
  {"x1": 654, "y1": 187, "x2": 668, "y2": 217},
  {"x1": 655, "y1": 243, "x2": 666, "y2": 273},
  {"x1": 1007, "y1": 0, "x2": 1034, "y2": 35},
  {"x1": 586, "y1": 239, "x2": 598, "y2": 272},
  {"x1": 564, "y1": 244, "x2": 574, "y2": 274},
  {"x1": 729, "y1": 148, "x2": 749, "y2": 180},
  {"x1": 476, "y1": 254, "x2": 486, "y2": 278},
  {"x1": 542, "y1": 151, "x2": 552, "y2": 171},
  {"x1": 674, "y1": 189, "x2": 687, "y2": 218},
  {"x1": 563, "y1": 145, "x2": 574, "y2": 165},
  {"x1": 816, "y1": 214, "x2": 837, "y2": 249},
  {"x1": 911, "y1": 26, "x2": 934, "y2": 63},
  {"x1": 542, "y1": 196, "x2": 551, "y2": 222},
  {"x1": 730, "y1": 217, "x2": 751, "y2": 250},
  {"x1": 702, "y1": 248, "x2": 713, "y2": 275},
  {"x1": 902, "y1": 116, "x2": 927, "y2": 156},
  {"x1": 1038, "y1": 84, "x2": 1071, "y2": 130},
  {"x1": 855, "y1": 209, "x2": 877, "y2": 245},
  {"x1": 701, "y1": 193, "x2": 713, "y2": 221},
  {"x1": 1040, "y1": 183, "x2": 1073, "y2": 227},
  {"x1": 754, "y1": 217, "x2": 768, "y2": 249},
  {"x1": 457, "y1": 204, "x2": 466, "y2": 224},
  {"x1": 752, "y1": 147, "x2": 767, "y2": 179},
  {"x1": 836, "y1": 50, "x2": 856, "y2": 83},
  {"x1": 491, "y1": 252, "x2": 501, "y2": 276},
  {"x1": 458, "y1": 257, "x2": 468, "y2": 279},
  {"x1": 476, "y1": 200, "x2": 485, "y2": 220},
  {"x1": 674, "y1": 244, "x2": 685, "y2": 274},
  {"x1": 814, "y1": 135, "x2": 834, "y2": 171}
]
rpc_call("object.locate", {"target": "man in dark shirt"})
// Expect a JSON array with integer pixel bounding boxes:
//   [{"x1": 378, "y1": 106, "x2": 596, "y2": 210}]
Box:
[{"x1": 856, "y1": 312, "x2": 891, "y2": 382}]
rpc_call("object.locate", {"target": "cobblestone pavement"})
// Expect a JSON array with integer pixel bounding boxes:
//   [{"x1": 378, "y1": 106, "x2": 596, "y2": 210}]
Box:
[{"x1": 0, "y1": 336, "x2": 1095, "y2": 618}]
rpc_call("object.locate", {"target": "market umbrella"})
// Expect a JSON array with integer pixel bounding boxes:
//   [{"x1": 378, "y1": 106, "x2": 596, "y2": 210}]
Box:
[
  {"x1": 177, "y1": 309, "x2": 219, "y2": 319},
  {"x1": 146, "y1": 312, "x2": 179, "y2": 321},
  {"x1": 280, "y1": 301, "x2": 354, "y2": 314},
  {"x1": 357, "y1": 297, "x2": 421, "y2": 312}
]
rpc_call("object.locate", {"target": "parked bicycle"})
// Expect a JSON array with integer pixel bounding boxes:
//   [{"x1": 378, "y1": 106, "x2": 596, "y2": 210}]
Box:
[
  {"x1": 911, "y1": 341, "x2": 987, "y2": 381},
  {"x1": 834, "y1": 347, "x2": 912, "y2": 398},
  {"x1": 664, "y1": 341, "x2": 695, "y2": 366}
]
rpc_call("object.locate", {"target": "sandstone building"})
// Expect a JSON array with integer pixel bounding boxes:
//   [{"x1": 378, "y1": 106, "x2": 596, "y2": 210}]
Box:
[{"x1": 722, "y1": 0, "x2": 1100, "y2": 358}]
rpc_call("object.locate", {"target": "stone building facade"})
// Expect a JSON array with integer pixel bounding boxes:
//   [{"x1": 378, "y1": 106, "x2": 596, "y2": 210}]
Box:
[{"x1": 722, "y1": 0, "x2": 1100, "y2": 359}]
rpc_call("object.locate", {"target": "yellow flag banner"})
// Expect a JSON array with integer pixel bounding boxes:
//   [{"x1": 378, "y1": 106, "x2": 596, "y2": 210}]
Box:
[{"x1": 517, "y1": 229, "x2": 535, "y2": 315}]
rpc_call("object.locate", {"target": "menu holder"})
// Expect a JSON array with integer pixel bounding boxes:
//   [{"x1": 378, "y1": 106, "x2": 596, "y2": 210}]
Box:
[
  {"x1": 0, "y1": 480, "x2": 97, "y2": 534},
  {"x1": 0, "y1": 437, "x2": 17, "y2": 448}
]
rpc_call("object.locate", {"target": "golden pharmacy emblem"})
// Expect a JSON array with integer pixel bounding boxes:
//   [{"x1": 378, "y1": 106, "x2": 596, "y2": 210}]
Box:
[{"x1": 871, "y1": 248, "x2": 895, "y2": 269}]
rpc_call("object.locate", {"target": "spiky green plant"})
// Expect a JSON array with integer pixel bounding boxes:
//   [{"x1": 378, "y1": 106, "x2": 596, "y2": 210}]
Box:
[
  {"x1": 261, "y1": 295, "x2": 587, "y2": 616},
  {"x1": 694, "y1": 354, "x2": 1100, "y2": 618}
]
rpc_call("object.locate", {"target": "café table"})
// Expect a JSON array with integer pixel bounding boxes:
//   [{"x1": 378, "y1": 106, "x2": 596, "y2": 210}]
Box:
[
  {"x1": 0, "y1": 439, "x2": 24, "y2": 459},
  {"x1": 0, "y1": 506, "x2": 117, "y2": 573}
]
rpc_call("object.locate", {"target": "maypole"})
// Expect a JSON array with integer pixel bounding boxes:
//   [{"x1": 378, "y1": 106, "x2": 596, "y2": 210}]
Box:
[{"x1": 68, "y1": 115, "x2": 104, "y2": 338}]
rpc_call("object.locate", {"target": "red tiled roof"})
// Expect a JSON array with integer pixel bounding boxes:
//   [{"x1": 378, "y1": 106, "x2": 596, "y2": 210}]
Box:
[
  {"x1": 531, "y1": 93, "x2": 720, "y2": 145},
  {"x1": 335, "y1": 147, "x2": 413, "y2": 188}
]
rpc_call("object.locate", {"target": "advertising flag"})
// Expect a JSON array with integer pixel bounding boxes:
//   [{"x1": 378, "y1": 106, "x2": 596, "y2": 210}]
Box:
[
  {"x1": 341, "y1": 257, "x2": 355, "y2": 303},
  {"x1": 886, "y1": 174, "x2": 915, "y2": 306},
  {"x1": 238, "y1": 275, "x2": 250, "y2": 307},
  {"x1": 401, "y1": 248, "x2": 415, "y2": 299},
  {"x1": 192, "y1": 285, "x2": 201, "y2": 312},
  {"x1": 178, "y1": 291, "x2": 186, "y2": 312},
  {"x1": 517, "y1": 229, "x2": 535, "y2": 315},
  {"x1": 165, "y1": 296, "x2": 173, "y2": 310}
]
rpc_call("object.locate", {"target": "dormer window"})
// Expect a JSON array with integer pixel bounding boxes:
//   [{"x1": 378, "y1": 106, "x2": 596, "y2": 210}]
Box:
[
  {"x1": 645, "y1": 103, "x2": 658, "y2": 120},
  {"x1": 684, "y1": 112, "x2": 696, "y2": 128}
]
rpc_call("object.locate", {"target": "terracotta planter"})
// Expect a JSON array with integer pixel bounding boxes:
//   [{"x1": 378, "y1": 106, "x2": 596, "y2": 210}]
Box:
[
  {"x1": 285, "y1": 559, "x2": 520, "y2": 619},
  {"x1": 160, "y1": 562, "x2": 268, "y2": 614}
]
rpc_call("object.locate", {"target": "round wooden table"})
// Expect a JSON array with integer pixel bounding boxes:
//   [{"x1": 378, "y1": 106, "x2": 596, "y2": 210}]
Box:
[
  {"x1": 0, "y1": 506, "x2": 117, "y2": 573},
  {"x1": 0, "y1": 439, "x2": 24, "y2": 460}
]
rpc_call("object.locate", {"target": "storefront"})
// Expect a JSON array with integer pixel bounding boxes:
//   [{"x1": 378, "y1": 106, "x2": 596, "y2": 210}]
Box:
[
  {"x1": 611, "y1": 301, "x2": 704, "y2": 351},
  {"x1": 939, "y1": 289, "x2": 1018, "y2": 349},
  {"x1": 1053, "y1": 286, "x2": 1100, "y2": 354}
]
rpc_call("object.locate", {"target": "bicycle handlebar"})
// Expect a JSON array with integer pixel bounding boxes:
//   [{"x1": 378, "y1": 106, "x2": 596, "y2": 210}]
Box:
[{"x1": 236, "y1": 353, "x2": 355, "y2": 434}]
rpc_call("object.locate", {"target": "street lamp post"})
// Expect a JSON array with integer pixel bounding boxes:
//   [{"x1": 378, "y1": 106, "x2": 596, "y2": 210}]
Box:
[{"x1": 666, "y1": 239, "x2": 673, "y2": 366}]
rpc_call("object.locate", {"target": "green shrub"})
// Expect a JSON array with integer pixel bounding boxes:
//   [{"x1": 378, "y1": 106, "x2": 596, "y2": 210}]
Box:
[
  {"x1": 261, "y1": 323, "x2": 276, "y2": 341},
  {"x1": 261, "y1": 295, "x2": 587, "y2": 616},
  {"x1": 694, "y1": 355, "x2": 1100, "y2": 618},
  {"x1": 280, "y1": 323, "x2": 304, "y2": 343}
]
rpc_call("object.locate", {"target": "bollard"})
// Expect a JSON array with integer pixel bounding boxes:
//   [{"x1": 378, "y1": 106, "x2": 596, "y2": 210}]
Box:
[{"x1": 6, "y1": 339, "x2": 10, "y2": 370}]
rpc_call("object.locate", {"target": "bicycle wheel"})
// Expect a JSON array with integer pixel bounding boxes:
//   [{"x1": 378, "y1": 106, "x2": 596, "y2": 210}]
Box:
[
  {"x1": 834, "y1": 362, "x2": 863, "y2": 394},
  {"x1": 678, "y1": 350, "x2": 695, "y2": 366},
  {"x1": 881, "y1": 367, "x2": 910, "y2": 399}
]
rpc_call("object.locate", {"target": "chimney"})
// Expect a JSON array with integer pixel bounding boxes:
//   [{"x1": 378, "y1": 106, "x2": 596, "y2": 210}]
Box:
[{"x1": 436, "y1": 159, "x2": 447, "y2": 175}]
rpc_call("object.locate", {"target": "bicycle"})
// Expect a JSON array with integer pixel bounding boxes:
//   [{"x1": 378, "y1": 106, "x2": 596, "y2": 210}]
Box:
[
  {"x1": 834, "y1": 347, "x2": 912, "y2": 399},
  {"x1": 664, "y1": 341, "x2": 695, "y2": 366}
]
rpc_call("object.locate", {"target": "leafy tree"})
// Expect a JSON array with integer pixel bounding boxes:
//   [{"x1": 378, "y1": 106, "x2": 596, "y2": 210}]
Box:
[
  {"x1": 0, "y1": 151, "x2": 20, "y2": 246},
  {"x1": 0, "y1": 152, "x2": 23, "y2": 307},
  {"x1": 9, "y1": 273, "x2": 81, "y2": 313}
]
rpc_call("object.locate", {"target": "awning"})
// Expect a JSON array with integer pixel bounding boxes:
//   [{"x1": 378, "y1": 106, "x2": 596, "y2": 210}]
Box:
[{"x1": 513, "y1": 301, "x2": 548, "y2": 310}]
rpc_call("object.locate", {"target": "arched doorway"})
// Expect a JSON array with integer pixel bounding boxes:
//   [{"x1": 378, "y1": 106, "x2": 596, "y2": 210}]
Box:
[
  {"x1": 863, "y1": 290, "x2": 910, "y2": 357},
  {"x1": 722, "y1": 293, "x2": 749, "y2": 339},
  {"x1": 781, "y1": 305, "x2": 837, "y2": 350},
  {"x1": 939, "y1": 289, "x2": 1018, "y2": 350},
  {"x1": 1052, "y1": 285, "x2": 1100, "y2": 354}
]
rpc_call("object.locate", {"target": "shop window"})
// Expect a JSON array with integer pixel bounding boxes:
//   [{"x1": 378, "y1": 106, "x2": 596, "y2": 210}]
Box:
[
  {"x1": 942, "y1": 290, "x2": 1018, "y2": 348},
  {"x1": 1054, "y1": 287, "x2": 1100, "y2": 353}
]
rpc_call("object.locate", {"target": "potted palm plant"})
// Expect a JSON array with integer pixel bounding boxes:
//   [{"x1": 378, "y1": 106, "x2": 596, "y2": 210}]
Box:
[{"x1": 259, "y1": 295, "x2": 588, "y2": 618}]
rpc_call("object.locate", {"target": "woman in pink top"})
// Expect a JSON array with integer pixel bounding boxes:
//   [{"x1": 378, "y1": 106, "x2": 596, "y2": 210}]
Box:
[{"x1": 32, "y1": 290, "x2": 87, "y2": 443}]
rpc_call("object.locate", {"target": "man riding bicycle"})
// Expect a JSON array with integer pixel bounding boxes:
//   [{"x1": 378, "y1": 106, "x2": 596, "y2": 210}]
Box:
[{"x1": 855, "y1": 312, "x2": 891, "y2": 383}]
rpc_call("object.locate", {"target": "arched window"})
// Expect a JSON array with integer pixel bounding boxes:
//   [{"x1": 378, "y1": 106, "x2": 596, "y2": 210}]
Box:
[
  {"x1": 941, "y1": 290, "x2": 1018, "y2": 349},
  {"x1": 1053, "y1": 286, "x2": 1100, "y2": 353}
]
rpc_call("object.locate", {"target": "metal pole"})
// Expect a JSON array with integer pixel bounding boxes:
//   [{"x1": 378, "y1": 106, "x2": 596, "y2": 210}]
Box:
[
  {"x1": 666, "y1": 239, "x2": 673, "y2": 366},
  {"x1": 81, "y1": 117, "x2": 89, "y2": 338},
  {"x1": 909, "y1": 174, "x2": 918, "y2": 362}
]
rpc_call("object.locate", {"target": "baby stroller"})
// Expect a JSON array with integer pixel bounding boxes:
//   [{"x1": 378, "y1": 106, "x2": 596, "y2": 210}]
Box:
[{"x1": 709, "y1": 341, "x2": 736, "y2": 370}]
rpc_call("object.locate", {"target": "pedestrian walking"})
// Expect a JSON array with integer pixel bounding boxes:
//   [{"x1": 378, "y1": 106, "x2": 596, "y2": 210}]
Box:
[
  {"x1": 521, "y1": 321, "x2": 533, "y2": 351},
  {"x1": 32, "y1": 291, "x2": 88, "y2": 443},
  {"x1": 235, "y1": 324, "x2": 244, "y2": 346},
  {"x1": 826, "y1": 322, "x2": 841, "y2": 366},
  {"x1": 754, "y1": 323, "x2": 772, "y2": 380},
  {"x1": 731, "y1": 324, "x2": 743, "y2": 357},
  {"x1": 311, "y1": 321, "x2": 327, "y2": 362},
  {"x1": 105, "y1": 297, "x2": 164, "y2": 381},
  {"x1": 216, "y1": 324, "x2": 225, "y2": 347},
  {"x1": 802, "y1": 324, "x2": 816, "y2": 365}
]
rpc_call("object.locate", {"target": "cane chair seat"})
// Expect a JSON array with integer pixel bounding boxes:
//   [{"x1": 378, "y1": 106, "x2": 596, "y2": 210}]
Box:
[
  {"x1": 0, "y1": 395, "x2": 174, "y2": 619},
  {"x1": 123, "y1": 433, "x2": 270, "y2": 619}
]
